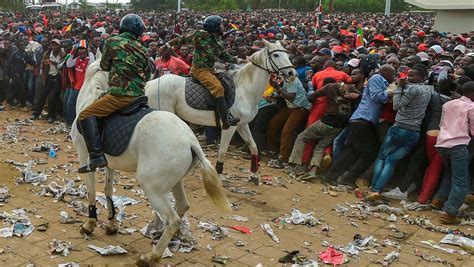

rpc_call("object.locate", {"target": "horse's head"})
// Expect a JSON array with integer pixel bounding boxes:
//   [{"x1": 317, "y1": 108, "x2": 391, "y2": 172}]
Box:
[{"x1": 259, "y1": 38, "x2": 296, "y2": 78}]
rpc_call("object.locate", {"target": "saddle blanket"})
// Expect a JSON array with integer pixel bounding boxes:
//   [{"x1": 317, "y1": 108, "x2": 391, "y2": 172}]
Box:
[
  {"x1": 101, "y1": 108, "x2": 154, "y2": 156},
  {"x1": 185, "y1": 72, "x2": 236, "y2": 110}
]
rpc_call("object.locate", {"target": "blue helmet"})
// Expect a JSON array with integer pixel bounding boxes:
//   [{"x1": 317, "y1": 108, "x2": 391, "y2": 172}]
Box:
[
  {"x1": 203, "y1": 15, "x2": 223, "y2": 34},
  {"x1": 119, "y1": 14, "x2": 145, "y2": 38}
]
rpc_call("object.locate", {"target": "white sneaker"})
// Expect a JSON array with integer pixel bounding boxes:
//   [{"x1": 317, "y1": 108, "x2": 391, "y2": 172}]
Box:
[{"x1": 382, "y1": 187, "x2": 408, "y2": 200}]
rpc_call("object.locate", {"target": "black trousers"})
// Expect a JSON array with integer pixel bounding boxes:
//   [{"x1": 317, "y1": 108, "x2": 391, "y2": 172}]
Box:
[
  {"x1": 33, "y1": 74, "x2": 61, "y2": 119},
  {"x1": 324, "y1": 121, "x2": 380, "y2": 183},
  {"x1": 394, "y1": 136, "x2": 426, "y2": 192},
  {"x1": 7, "y1": 75, "x2": 27, "y2": 106},
  {"x1": 251, "y1": 105, "x2": 280, "y2": 152},
  {"x1": 0, "y1": 78, "x2": 8, "y2": 104}
]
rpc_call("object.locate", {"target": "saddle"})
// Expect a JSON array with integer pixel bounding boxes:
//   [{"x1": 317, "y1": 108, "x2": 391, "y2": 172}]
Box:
[
  {"x1": 185, "y1": 72, "x2": 236, "y2": 111},
  {"x1": 78, "y1": 96, "x2": 154, "y2": 156}
]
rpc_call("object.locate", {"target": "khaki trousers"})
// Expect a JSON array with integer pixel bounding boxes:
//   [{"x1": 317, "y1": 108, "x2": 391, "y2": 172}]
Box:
[
  {"x1": 79, "y1": 94, "x2": 136, "y2": 120},
  {"x1": 191, "y1": 67, "x2": 225, "y2": 98},
  {"x1": 267, "y1": 107, "x2": 309, "y2": 161}
]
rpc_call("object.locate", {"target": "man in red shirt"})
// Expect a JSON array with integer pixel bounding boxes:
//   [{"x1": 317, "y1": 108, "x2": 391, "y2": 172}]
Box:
[
  {"x1": 154, "y1": 46, "x2": 190, "y2": 78},
  {"x1": 301, "y1": 60, "x2": 352, "y2": 170},
  {"x1": 64, "y1": 45, "x2": 95, "y2": 127}
]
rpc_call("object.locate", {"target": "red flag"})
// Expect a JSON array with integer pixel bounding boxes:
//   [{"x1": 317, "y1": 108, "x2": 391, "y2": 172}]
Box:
[{"x1": 355, "y1": 27, "x2": 364, "y2": 47}]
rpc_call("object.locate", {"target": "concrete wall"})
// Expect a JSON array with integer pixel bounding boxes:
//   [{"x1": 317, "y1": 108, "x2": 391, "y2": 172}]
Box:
[{"x1": 433, "y1": 10, "x2": 474, "y2": 34}]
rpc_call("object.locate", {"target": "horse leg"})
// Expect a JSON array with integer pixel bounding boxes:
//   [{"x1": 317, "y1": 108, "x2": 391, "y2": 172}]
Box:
[
  {"x1": 137, "y1": 191, "x2": 181, "y2": 266},
  {"x1": 172, "y1": 180, "x2": 189, "y2": 218},
  {"x1": 104, "y1": 168, "x2": 118, "y2": 235},
  {"x1": 237, "y1": 124, "x2": 260, "y2": 173},
  {"x1": 80, "y1": 172, "x2": 97, "y2": 235},
  {"x1": 216, "y1": 127, "x2": 237, "y2": 174}
]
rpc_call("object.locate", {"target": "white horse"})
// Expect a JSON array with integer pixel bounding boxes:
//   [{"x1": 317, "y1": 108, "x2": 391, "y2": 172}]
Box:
[
  {"x1": 71, "y1": 51, "x2": 230, "y2": 266},
  {"x1": 145, "y1": 39, "x2": 295, "y2": 175}
]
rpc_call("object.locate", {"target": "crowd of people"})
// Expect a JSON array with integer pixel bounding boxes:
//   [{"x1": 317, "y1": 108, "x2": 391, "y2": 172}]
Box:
[{"x1": 0, "y1": 8, "x2": 473, "y2": 224}]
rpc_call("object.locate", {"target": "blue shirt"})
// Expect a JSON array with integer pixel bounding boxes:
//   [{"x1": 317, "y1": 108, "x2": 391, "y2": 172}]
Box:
[
  {"x1": 350, "y1": 74, "x2": 389, "y2": 124},
  {"x1": 283, "y1": 78, "x2": 311, "y2": 110}
]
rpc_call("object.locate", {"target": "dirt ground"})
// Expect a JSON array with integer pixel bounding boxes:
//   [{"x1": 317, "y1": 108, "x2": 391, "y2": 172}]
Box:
[{"x1": 0, "y1": 108, "x2": 473, "y2": 267}]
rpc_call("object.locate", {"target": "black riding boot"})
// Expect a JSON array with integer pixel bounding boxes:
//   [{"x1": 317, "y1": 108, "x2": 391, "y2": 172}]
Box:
[
  {"x1": 215, "y1": 97, "x2": 239, "y2": 130},
  {"x1": 78, "y1": 116, "x2": 108, "y2": 173}
]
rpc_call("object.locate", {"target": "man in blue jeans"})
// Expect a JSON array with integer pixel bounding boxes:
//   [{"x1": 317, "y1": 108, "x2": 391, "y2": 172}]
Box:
[
  {"x1": 431, "y1": 81, "x2": 474, "y2": 224},
  {"x1": 368, "y1": 64, "x2": 432, "y2": 201}
]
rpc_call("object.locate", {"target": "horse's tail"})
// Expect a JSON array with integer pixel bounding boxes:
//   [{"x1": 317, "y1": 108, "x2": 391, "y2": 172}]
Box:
[{"x1": 191, "y1": 143, "x2": 231, "y2": 213}]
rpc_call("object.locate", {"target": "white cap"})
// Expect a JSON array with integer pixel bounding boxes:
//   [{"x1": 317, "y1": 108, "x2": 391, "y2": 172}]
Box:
[
  {"x1": 416, "y1": 52, "x2": 429, "y2": 62},
  {"x1": 347, "y1": 58, "x2": 360, "y2": 67},
  {"x1": 453, "y1": 45, "x2": 467, "y2": 54}
]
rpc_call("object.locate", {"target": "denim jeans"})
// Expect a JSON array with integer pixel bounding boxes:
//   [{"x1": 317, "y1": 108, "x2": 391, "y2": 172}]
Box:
[
  {"x1": 332, "y1": 126, "x2": 349, "y2": 161},
  {"x1": 64, "y1": 88, "x2": 79, "y2": 125},
  {"x1": 204, "y1": 126, "x2": 219, "y2": 142},
  {"x1": 371, "y1": 126, "x2": 420, "y2": 193},
  {"x1": 24, "y1": 70, "x2": 36, "y2": 104},
  {"x1": 433, "y1": 145, "x2": 471, "y2": 217}
]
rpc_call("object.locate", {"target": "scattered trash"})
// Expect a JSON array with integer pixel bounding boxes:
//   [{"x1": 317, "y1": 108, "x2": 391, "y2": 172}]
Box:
[
  {"x1": 118, "y1": 227, "x2": 137, "y2": 235},
  {"x1": 223, "y1": 215, "x2": 249, "y2": 222},
  {"x1": 37, "y1": 222, "x2": 49, "y2": 232},
  {"x1": 1, "y1": 125, "x2": 26, "y2": 143},
  {"x1": 40, "y1": 180, "x2": 87, "y2": 200},
  {"x1": 229, "y1": 226, "x2": 251, "y2": 234},
  {"x1": 440, "y1": 234, "x2": 474, "y2": 253},
  {"x1": 96, "y1": 194, "x2": 139, "y2": 224},
  {"x1": 261, "y1": 224, "x2": 280, "y2": 243},
  {"x1": 58, "y1": 263, "x2": 80, "y2": 267},
  {"x1": 402, "y1": 215, "x2": 473, "y2": 239},
  {"x1": 414, "y1": 249, "x2": 454, "y2": 266},
  {"x1": 197, "y1": 221, "x2": 229, "y2": 240},
  {"x1": 49, "y1": 239, "x2": 73, "y2": 256},
  {"x1": 383, "y1": 239, "x2": 401, "y2": 250},
  {"x1": 59, "y1": 211, "x2": 77, "y2": 224},
  {"x1": 0, "y1": 209, "x2": 34, "y2": 238},
  {"x1": 68, "y1": 200, "x2": 89, "y2": 217},
  {"x1": 321, "y1": 225, "x2": 333, "y2": 236},
  {"x1": 319, "y1": 246, "x2": 347, "y2": 265},
  {"x1": 0, "y1": 186, "x2": 10, "y2": 202},
  {"x1": 340, "y1": 235, "x2": 379, "y2": 256},
  {"x1": 87, "y1": 244, "x2": 127, "y2": 255},
  {"x1": 42, "y1": 124, "x2": 70, "y2": 135},
  {"x1": 276, "y1": 208, "x2": 322, "y2": 226},
  {"x1": 212, "y1": 255, "x2": 230, "y2": 264},
  {"x1": 32, "y1": 142, "x2": 60, "y2": 153},
  {"x1": 142, "y1": 214, "x2": 196, "y2": 253},
  {"x1": 387, "y1": 213, "x2": 397, "y2": 222},
  {"x1": 389, "y1": 231, "x2": 406, "y2": 240},
  {"x1": 400, "y1": 200, "x2": 430, "y2": 211},
  {"x1": 228, "y1": 187, "x2": 257, "y2": 195},
  {"x1": 354, "y1": 189, "x2": 365, "y2": 199},
  {"x1": 420, "y1": 240, "x2": 467, "y2": 255},
  {"x1": 17, "y1": 160, "x2": 47, "y2": 185},
  {"x1": 383, "y1": 251, "x2": 400, "y2": 266},
  {"x1": 235, "y1": 240, "x2": 245, "y2": 247},
  {"x1": 460, "y1": 218, "x2": 474, "y2": 226}
]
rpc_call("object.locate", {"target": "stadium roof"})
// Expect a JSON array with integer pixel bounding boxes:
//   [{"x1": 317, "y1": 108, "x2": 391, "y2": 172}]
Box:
[{"x1": 405, "y1": 0, "x2": 474, "y2": 10}]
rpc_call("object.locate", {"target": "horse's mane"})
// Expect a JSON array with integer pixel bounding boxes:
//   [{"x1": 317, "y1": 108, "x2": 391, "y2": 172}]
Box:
[{"x1": 234, "y1": 47, "x2": 267, "y2": 85}]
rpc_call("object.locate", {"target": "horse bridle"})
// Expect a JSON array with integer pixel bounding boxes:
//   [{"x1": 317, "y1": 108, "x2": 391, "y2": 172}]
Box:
[{"x1": 251, "y1": 47, "x2": 294, "y2": 74}]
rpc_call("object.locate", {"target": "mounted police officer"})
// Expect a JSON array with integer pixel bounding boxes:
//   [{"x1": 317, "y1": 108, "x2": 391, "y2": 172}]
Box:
[
  {"x1": 77, "y1": 14, "x2": 151, "y2": 173},
  {"x1": 167, "y1": 15, "x2": 241, "y2": 129}
]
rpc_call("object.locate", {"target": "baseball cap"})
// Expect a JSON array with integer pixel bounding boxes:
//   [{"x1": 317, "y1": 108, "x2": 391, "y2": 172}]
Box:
[
  {"x1": 453, "y1": 45, "x2": 467, "y2": 54},
  {"x1": 416, "y1": 52, "x2": 429, "y2": 62},
  {"x1": 347, "y1": 58, "x2": 360, "y2": 67},
  {"x1": 50, "y1": 39, "x2": 60, "y2": 45},
  {"x1": 417, "y1": 31, "x2": 426, "y2": 38},
  {"x1": 318, "y1": 48, "x2": 332, "y2": 56}
]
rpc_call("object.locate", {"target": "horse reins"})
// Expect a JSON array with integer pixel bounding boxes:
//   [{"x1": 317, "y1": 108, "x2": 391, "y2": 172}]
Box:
[{"x1": 251, "y1": 47, "x2": 294, "y2": 75}]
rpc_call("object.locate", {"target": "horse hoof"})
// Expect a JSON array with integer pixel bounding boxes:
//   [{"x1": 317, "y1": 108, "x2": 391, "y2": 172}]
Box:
[
  {"x1": 136, "y1": 255, "x2": 152, "y2": 267},
  {"x1": 80, "y1": 221, "x2": 96, "y2": 235},
  {"x1": 105, "y1": 225, "x2": 118, "y2": 235}
]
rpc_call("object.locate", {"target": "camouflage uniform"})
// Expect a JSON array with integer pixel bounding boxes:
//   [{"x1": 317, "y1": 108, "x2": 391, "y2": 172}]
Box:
[
  {"x1": 79, "y1": 32, "x2": 150, "y2": 119},
  {"x1": 169, "y1": 30, "x2": 236, "y2": 98}
]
